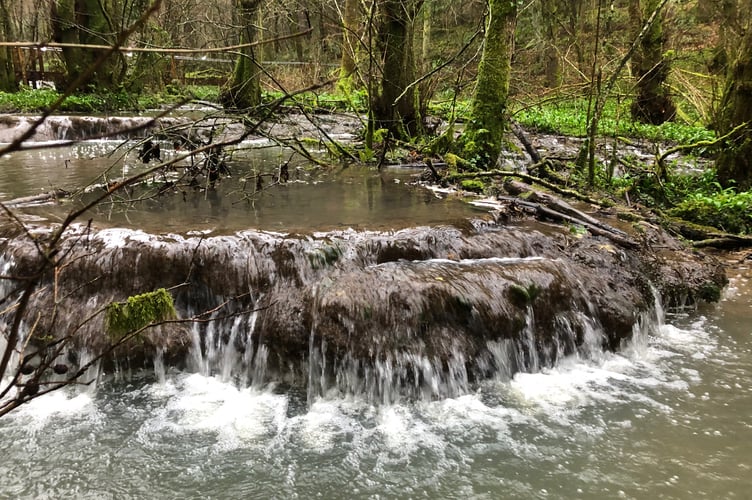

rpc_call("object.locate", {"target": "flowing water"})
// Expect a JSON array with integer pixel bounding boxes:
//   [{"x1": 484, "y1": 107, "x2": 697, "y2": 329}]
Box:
[
  {"x1": 1, "y1": 127, "x2": 750, "y2": 499},
  {"x1": 0, "y1": 265, "x2": 749, "y2": 499}
]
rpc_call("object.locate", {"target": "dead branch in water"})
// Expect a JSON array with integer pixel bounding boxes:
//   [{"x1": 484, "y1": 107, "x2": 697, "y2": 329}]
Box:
[
  {"x1": 496, "y1": 180, "x2": 640, "y2": 248},
  {"x1": 445, "y1": 166, "x2": 603, "y2": 205}
]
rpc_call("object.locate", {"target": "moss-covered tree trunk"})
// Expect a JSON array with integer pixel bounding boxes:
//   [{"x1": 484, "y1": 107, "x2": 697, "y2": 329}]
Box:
[
  {"x1": 0, "y1": 0, "x2": 18, "y2": 91},
  {"x1": 51, "y1": 0, "x2": 125, "y2": 91},
  {"x1": 716, "y1": 26, "x2": 752, "y2": 190},
  {"x1": 339, "y1": 0, "x2": 359, "y2": 81},
  {"x1": 629, "y1": 0, "x2": 675, "y2": 124},
  {"x1": 458, "y1": 0, "x2": 516, "y2": 168},
  {"x1": 372, "y1": 0, "x2": 423, "y2": 140},
  {"x1": 221, "y1": 0, "x2": 263, "y2": 110}
]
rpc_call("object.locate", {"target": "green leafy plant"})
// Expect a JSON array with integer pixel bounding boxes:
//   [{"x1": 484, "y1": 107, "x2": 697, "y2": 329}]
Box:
[
  {"x1": 105, "y1": 288, "x2": 176, "y2": 339},
  {"x1": 514, "y1": 98, "x2": 713, "y2": 144},
  {"x1": 669, "y1": 188, "x2": 752, "y2": 234}
]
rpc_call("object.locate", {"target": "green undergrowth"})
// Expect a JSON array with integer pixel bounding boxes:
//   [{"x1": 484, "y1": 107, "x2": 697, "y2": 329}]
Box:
[
  {"x1": 263, "y1": 88, "x2": 369, "y2": 113},
  {"x1": 669, "y1": 187, "x2": 752, "y2": 235},
  {"x1": 0, "y1": 85, "x2": 221, "y2": 113},
  {"x1": 613, "y1": 167, "x2": 752, "y2": 235},
  {"x1": 513, "y1": 98, "x2": 714, "y2": 145}
]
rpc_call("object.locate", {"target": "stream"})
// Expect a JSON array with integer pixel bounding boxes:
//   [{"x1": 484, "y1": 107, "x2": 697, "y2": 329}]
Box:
[
  {"x1": 0, "y1": 264, "x2": 749, "y2": 499},
  {"x1": 1, "y1": 132, "x2": 750, "y2": 499}
]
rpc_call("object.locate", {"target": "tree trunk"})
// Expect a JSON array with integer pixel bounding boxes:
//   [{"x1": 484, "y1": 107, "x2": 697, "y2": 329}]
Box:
[
  {"x1": 458, "y1": 0, "x2": 516, "y2": 168},
  {"x1": 708, "y1": 0, "x2": 738, "y2": 76},
  {"x1": 372, "y1": 0, "x2": 423, "y2": 140},
  {"x1": 716, "y1": 26, "x2": 752, "y2": 190},
  {"x1": 0, "y1": 47, "x2": 14, "y2": 92},
  {"x1": 629, "y1": 0, "x2": 675, "y2": 125},
  {"x1": 541, "y1": 0, "x2": 561, "y2": 88},
  {"x1": 339, "y1": 0, "x2": 359, "y2": 79},
  {"x1": 51, "y1": 0, "x2": 125, "y2": 91},
  {"x1": 0, "y1": 0, "x2": 18, "y2": 91},
  {"x1": 221, "y1": 0, "x2": 263, "y2": 110}
]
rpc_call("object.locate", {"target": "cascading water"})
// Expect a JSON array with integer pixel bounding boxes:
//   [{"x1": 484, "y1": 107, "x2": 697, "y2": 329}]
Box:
[
  {"x1": 1, "y1": 135, "x2": 741, "y2": 498},
  {"x1": 1, "y1": 274, "x2": 749, "y2": 499}
]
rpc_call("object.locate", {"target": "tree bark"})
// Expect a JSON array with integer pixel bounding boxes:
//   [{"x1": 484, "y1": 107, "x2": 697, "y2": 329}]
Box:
[
  {"x1": 716, "y1": 23, "x2": 752, "y2": 190},
  {"x1": 0, "y1": 0, "x2": 18, "y2": 91},
  {"x1": 458, "y1": 0, "x2": 516, "y2": 168},
  {"x1": 51, "y1": 0, "x2": 126, "y2": 91},
  {"x1": 629, "y1": 0, "x2": 675, "y2": 124},
  {"x1": 541, "y1": 0, "x2": 561, "y2": 88},
  {"x1": 371, "y1": 0, "x2": 424, "y2": 139},
  {"x1": 221, "y1": 0, "x2": 263, "y2": 110},
  {"x1": 339, "y1": 0, "x2": 359, "y2": 79}
]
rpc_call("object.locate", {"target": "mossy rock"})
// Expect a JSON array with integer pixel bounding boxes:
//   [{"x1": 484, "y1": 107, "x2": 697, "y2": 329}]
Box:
[{"x1": 461, "y1": 179, "x2": 486, "y2": 193}]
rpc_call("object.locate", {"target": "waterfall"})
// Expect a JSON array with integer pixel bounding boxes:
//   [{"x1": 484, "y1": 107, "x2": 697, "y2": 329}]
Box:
[{"x1": 0, "y1": 215, "x2": 723, "y2": 405}]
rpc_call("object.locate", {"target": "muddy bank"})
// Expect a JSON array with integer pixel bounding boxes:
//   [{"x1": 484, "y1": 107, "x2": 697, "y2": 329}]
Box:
[{"x1": 0, "y1": 210, "x2": 726, "y2": 399}]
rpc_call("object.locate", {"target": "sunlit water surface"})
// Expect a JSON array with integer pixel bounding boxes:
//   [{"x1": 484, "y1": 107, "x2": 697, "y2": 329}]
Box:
[{"x1": 1, "y1": 265, "x2": 750, "y2": 500}]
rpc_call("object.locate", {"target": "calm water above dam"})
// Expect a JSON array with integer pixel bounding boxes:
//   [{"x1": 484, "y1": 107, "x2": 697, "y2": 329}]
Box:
[{"x1": 0, "y1": 140, "x2": 482, "y2": 233}]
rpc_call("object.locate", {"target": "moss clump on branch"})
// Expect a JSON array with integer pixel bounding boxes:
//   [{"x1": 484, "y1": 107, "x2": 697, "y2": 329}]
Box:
[{"x1": 105, "y1": 288, "x2": 176, "y2": 339}]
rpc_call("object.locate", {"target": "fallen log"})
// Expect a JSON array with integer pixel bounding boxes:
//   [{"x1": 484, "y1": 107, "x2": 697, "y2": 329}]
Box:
[
  {"x1": 445, "y1": 168, "x2": 603, "y2": 205},
  {"x1": 692, "y1": 237, "x2": 752, "y2": 249},
  {"x1": 662, "y1": 216, "x2": 752, "y2": 249},
  {"x1": 511, "y1": 122, "x2": 541, "y2": 164},
  {"x1": 2, "y1": 189, "x2": 69, "y2": 207},
  {"x1": 497, "y1": 194, "x2": 640, "y2": 249},
  {"x1": 505, "y1": 180, "x2": 631, "y2": 238}
]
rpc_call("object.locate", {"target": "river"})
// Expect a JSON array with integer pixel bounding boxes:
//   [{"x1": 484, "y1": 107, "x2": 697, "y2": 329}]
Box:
[
  {"x1": 0, "y1": 262, "x2": 747, "y2": 499},
  {"x1": 1, "y1": 139, "x2": 750, "y2": 499}
]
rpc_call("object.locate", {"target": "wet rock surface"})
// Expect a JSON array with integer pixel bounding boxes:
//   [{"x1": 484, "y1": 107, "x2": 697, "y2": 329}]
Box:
[{"x1": 0, "y1": 208, "x2": 727, "y2": 399}]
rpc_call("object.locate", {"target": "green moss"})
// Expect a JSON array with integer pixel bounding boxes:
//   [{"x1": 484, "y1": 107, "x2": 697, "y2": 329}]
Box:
[
  {"x1": 444, "y1": 152, "x2": 473, "y2": 172},
  {"x1": 697, "y1": 282, "x2": 722, "y2": 303},
  {"x1": 461, "y1": 179, "x2": 486, "y2": 193},
  {"x1": 508, "y1": 283, "x2": 542, "y2": 308},
  {"x1": 105, "y1": 288, "x2": 176, "y2": 339},
  {"x1": 308, "y1": 244, "x2": 343, "y2": 269}
]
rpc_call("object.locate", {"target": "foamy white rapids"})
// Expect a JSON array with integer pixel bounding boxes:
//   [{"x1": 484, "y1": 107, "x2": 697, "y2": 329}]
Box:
[{"x1": 2, "y1": 304, "x2": 748, "y2": 499}]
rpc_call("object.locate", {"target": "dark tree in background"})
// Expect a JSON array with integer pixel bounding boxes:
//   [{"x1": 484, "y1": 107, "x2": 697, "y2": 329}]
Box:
[
  {"x1": 221, "y1": 0, "x2": 263, "y2": 110},
  {"x1": 51, "y1": 0, "x2": 127, "y2": 90},
  {"x1": 716, "y1": 20, "x2": 752, "y2": 191},
  {"x1": 629, "y1": 0, "x2": 675, "y2": 125},
  {"x1": 0, "y1": 0, "x2": 18, "y2": 92},
  {"x1": 372, "y1": 0, "x2": 424, "y2": 139}
]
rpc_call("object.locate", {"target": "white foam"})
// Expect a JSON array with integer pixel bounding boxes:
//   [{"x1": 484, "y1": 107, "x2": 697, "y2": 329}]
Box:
[
  {"x1": 138, "y1": 373, "x2": 288, "y2": 451},
  {"x1": 8, "y1": 390, "x2": 98, "y2": 433}
]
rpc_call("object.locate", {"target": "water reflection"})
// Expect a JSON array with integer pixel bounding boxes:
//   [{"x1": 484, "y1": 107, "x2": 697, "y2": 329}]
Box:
[{"x1": 0, "y1": 141, "x2": 482, "y2": 233}]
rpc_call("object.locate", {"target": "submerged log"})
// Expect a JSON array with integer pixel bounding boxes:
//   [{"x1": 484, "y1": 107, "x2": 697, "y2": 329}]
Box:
[{"x1": 2, "y1": 189, "x2": 69, "y2": 207}]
